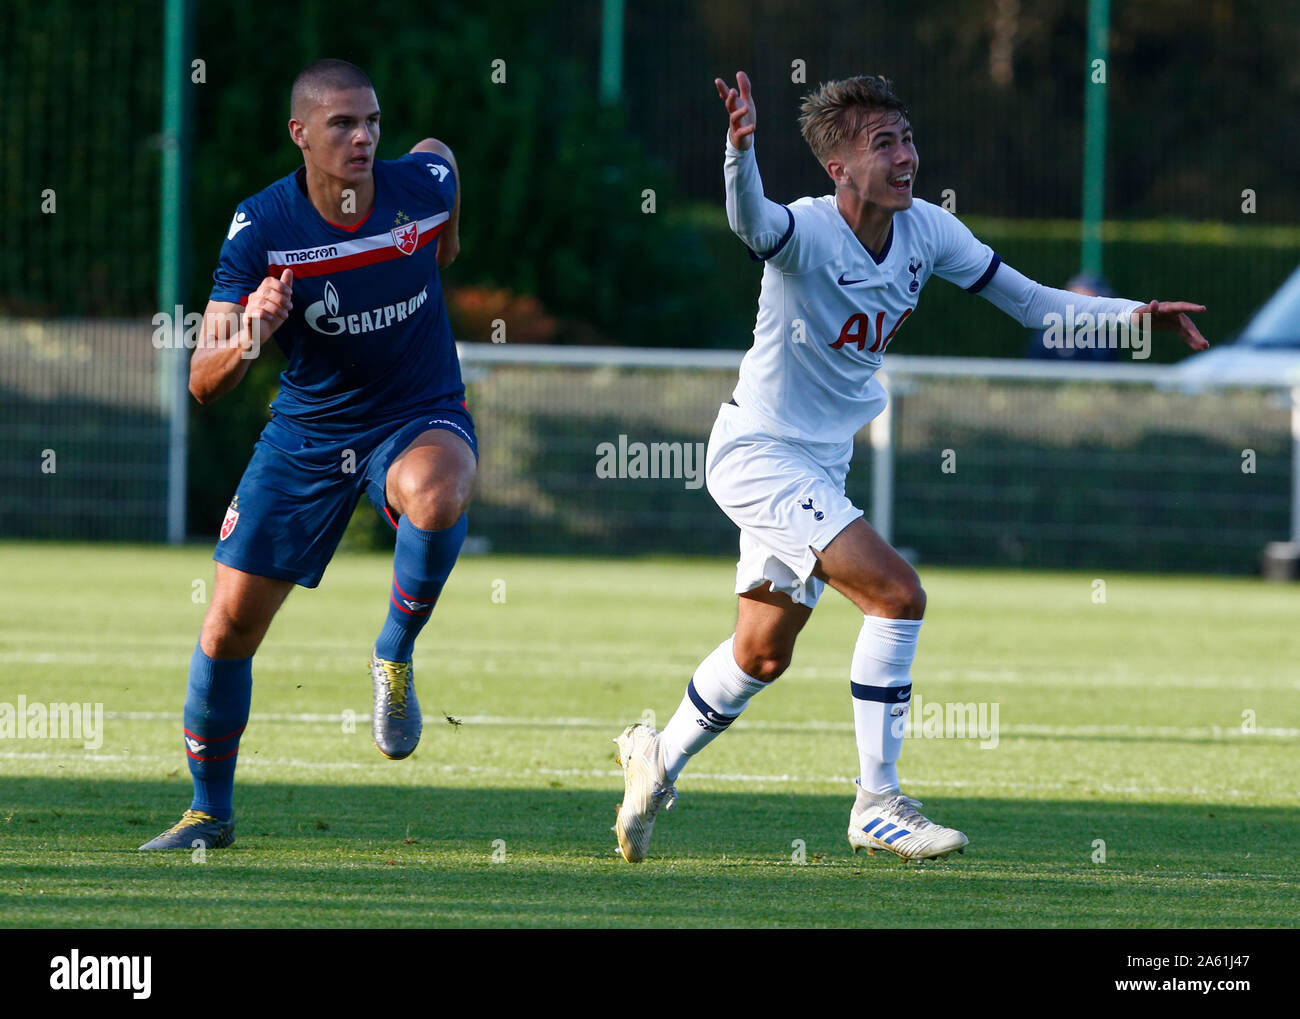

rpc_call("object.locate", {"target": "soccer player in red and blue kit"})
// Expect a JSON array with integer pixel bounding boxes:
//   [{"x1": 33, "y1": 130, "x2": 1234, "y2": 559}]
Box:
[{"x1": 141, "y1": 59, "x2": 476, "y2": 850}]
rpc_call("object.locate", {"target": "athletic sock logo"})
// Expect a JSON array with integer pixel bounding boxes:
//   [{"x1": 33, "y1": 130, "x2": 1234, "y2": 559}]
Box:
[
  {"x1": 183, "y1": 724, "x2": 245, "y2": 762},
  {"x1": 686, "y1": 679, "x2": 738, "y2": 734},
  {"x1": 391, "y1": 575, "x2": 440, "y2": 617}
]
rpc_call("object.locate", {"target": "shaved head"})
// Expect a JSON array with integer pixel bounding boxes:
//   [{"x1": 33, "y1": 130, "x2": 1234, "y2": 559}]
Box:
[{"x1": 290, "y1": 59, "x2": 374, "y2": 121}]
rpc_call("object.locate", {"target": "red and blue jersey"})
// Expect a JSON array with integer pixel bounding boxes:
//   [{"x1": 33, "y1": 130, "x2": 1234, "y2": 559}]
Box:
[{"x1": 209, "y1": 153, "x2": 463, "y2": 437}]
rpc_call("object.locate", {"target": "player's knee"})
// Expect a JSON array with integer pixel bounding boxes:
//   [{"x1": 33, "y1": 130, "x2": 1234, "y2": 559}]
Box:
[
  {"x1": 874, "y1": 573, "x2": 926, "y2": 620},
  {"x1": 734, "y1": 643, "x2": 794, "y2": 682},
  {"x1": 752, "y1": 653, "x2": 792, "y2": 682},
  {"x1": 395, "y1": 479, "x2": 468, "y2": 531},
  {"x1": 200, "y1": 606, "x2": 266, "y2": 658}
]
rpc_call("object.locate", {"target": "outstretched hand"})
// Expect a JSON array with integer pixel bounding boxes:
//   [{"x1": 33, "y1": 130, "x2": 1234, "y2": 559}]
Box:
[
  {"x1": 715, "y1": 71, "x2": 756, "y2": 150},
  {"x1": 1131, "y1": 300, "x2": 1210, "y2": 351}
]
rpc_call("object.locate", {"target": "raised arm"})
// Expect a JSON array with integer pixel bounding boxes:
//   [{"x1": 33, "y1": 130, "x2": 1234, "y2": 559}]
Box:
[
  {"x1": 189, "y1": 270, "x2": 292, "y2": 405},
  {"x1": 411, "y1": 137, "x2": 460, "y2": 269},
  {"x1": 716, "y1": 73, "x2": 792, "y2": 257}
]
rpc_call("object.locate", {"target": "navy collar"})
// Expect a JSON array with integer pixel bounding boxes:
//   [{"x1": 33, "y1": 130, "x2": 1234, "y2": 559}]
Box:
[
  {"x1": 859, "y1": 220, "x2": 894, "y2": 265},
  {"x1": 834, "y1": 200, "x2": 895, "y2": 266}
]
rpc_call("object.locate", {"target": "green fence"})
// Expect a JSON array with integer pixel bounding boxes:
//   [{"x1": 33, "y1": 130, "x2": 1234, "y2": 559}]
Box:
[
  {"x1": 358, "y1": 347, "x2": 1293, "y2": 576},
  {"x1": 4, "y1": 0, "x2": 1298, "y2": 553}
]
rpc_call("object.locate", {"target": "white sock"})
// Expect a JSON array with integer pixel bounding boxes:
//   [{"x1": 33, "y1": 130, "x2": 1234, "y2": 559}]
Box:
[
  {"x1": 850, "y1": 615, "x2": 922, "y2": 799},
  {"x1": 659, "y1": 636, "x2": 767, "y2": 782}
]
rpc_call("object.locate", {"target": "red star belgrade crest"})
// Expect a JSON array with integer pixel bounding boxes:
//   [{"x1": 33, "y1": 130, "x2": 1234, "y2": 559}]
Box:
[
  {"x1": 391, "y1": 220, "x2": 419, "y2": 255},
  {"x1": 219, "y1": 500, "x2": 240, "y2": 541}
]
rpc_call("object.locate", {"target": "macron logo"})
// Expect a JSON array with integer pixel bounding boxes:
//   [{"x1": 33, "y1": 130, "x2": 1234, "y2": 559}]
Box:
[
  {"x1": 426, "y1": 162, "x2": 450, "y2": 182},
  {"x1": 185, "y1": 736, "x2": 206, "y2": 753},
  {"x1": 50, "y1": 950, "x2": 152, "y2": 1000},
  {"x1": 226, "y1": 211, "x2": 252, "y2": 240}
]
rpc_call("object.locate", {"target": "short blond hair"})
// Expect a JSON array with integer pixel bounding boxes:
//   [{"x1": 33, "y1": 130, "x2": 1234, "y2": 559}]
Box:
[{"x1": 798, "y1": 76, "x2": 910, "y2": 164}]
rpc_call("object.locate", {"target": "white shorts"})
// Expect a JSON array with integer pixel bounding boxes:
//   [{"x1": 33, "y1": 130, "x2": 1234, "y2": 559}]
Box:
[{"x1": 705, "y1": 401, "x2": 863, "y2": 609}]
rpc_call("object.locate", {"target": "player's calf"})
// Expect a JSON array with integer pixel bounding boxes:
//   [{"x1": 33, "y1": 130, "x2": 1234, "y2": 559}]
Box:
[
  {"x1": 731, "y1": 581, "x2": 812, "y2": 681},
  {"x1": 199, "y1": 565, "x2": 294, "y2": 659},
  {"x1": 139, "y1": 643, "x2": 250, "y2": 851},
  {"x1": 368, "y1": 518, "x2": 463, "y2": 760},
  {"x1": 616, "y1": 593, "x2": 808, "y2": 861},
  {"x1": 370, "y1": 502, "x2": 468, "y2": 759}
]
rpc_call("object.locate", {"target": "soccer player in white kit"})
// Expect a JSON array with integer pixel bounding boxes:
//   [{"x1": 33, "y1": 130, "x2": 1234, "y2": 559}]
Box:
[{"x1": 614, "y1": 72, "x2": 1209, "y2": 863}]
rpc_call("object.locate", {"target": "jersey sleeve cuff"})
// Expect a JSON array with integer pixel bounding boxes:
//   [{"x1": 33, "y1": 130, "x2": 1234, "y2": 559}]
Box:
[
  {"x1": 746, "y1": 205, "x2": 796, "y2": 262},
  {"x1": 964, "y1": 252, "x2": 1002, "y2": 294},
  {"x1": 209, "y1": 288, "x2": 251, "y2": 305}
]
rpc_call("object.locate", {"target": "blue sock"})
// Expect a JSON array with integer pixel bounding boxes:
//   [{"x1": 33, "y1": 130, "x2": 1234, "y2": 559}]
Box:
[
  {"x1": 184, "y1": 643, "x2": 253, "y2": 822},
  {"x1": 375, "y1": 514, "x2": 467, "y2": 662}
]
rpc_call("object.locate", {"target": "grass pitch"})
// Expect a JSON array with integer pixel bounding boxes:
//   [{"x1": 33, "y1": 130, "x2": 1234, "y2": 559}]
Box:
[{"x1": 0, "y1": 541, "x2": 1296, "y2": 928}]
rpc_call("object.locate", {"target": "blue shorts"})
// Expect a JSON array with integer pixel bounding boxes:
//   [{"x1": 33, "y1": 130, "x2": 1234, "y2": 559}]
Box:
[{"x1": 212, "y1": 405, "x2": 477, "y2": 588}]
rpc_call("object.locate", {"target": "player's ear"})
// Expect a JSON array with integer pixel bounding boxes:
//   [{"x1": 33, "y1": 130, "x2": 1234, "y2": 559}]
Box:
[{"x1": 288, "y1": 118, "x2": 308, "y2": 152}]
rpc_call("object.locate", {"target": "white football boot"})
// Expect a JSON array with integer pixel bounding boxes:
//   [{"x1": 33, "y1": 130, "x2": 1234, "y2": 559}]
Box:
[
  {"x1": 612, "y1": 723, "x2": 677, "y2": 863},
  {"x1": 848, "y1": 792, "x2": 968, "y2": 862}
]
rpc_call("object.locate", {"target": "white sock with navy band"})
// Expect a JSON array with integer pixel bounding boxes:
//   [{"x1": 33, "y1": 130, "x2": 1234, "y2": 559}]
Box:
[
  {"x1": 850, "y1": 615, "x2": 922, "y2": 803},
  {"x1": 659, "y1": 636, "x2": 767, "y2": 782}
]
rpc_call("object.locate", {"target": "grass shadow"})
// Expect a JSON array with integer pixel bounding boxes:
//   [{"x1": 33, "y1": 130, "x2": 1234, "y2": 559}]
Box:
[{"x1": 0, "y1": 777, "x2": 1295, "y2": 928}]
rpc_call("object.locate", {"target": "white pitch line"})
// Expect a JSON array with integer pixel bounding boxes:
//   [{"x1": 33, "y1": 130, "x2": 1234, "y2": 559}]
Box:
[
  {"x1": 70, "y1": 711, "x2": 1300, "y2": 741},
  {"x1": 1, "y1": 650, "x2": 1296, "y2": 692}
]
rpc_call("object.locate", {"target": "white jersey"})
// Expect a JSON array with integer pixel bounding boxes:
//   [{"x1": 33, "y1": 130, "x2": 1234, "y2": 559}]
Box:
[
  {"x1": 723, "y1": 139, "x2": 1144, "y2": 446},
  {"x1": 732, "y1": 190, "x2": 997, "y2": 445},
  {"x1": 713, "y1": 138, "x2": 1146, "y2": 597}
]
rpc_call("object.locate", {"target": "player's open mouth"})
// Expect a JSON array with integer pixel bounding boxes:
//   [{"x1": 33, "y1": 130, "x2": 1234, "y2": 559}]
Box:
[{"x1": 889, "y1": 172, "x2": 912, "y2": 192}]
